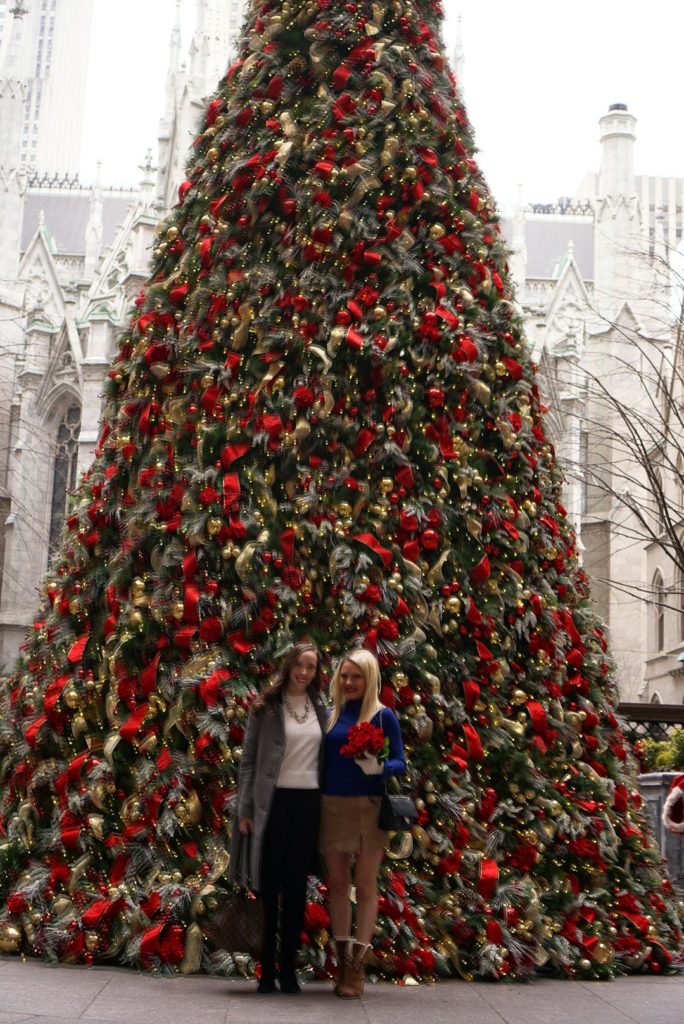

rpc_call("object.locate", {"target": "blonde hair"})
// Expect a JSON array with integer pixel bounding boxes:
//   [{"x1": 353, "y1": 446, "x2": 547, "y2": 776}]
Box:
[{"x1": 326, "y1": 649, "x2": 384, "y2": 731}]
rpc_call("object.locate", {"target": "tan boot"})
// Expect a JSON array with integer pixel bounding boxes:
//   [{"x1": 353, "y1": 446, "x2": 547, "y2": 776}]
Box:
[
  {"x1": 333, "y1": 937, "x2": 350, "y2": 995},
  {"x1": 337, "y1": 940, "x2": 371, "y2": 999}
]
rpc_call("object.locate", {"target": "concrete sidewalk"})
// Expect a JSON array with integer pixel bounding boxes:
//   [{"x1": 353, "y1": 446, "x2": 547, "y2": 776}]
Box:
[{"x1": 0, "y1": 957, "x2": 682, "y2": 1024}]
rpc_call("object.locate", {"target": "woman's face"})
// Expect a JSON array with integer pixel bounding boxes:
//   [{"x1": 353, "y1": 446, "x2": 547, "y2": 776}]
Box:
[
  {"x1": 286, "y1": 649, "x2": 318, "y2": 695},
  {"x1": 339, "y1": 660, "x2": 367, "y2": 701}
]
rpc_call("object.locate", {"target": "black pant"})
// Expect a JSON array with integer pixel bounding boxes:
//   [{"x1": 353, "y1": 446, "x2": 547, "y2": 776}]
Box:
[{"x1": 260, "y1": 788, "x2": 320, "y2": 977}]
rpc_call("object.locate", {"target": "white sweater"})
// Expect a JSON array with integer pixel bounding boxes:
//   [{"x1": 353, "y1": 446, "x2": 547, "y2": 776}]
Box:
[{"x1": 277, "y1": 695, "x2": 322, "y2": 789}]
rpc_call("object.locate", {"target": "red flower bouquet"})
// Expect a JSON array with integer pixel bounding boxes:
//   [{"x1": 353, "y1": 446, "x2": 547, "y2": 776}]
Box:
[{"x1": 340, "y1": 721, "x2": 389, "y2": 760}]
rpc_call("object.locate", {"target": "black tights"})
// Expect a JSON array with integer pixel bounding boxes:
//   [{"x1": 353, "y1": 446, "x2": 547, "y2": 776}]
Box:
[{"x1": 260, "y1": 788, "x2": 320, "y2": 978}]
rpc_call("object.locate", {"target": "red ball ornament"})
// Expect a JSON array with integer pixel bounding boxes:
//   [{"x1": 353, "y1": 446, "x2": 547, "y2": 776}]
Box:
[
  {"x1": 421, "y1": 529, "x2": 440, "y2": 550},
  {"x1": 426, "y1": 387, "x2": 445, "y2": 408}
]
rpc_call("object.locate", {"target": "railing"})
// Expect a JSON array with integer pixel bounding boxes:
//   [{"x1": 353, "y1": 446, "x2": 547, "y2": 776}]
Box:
[{"x1": 617, "y1": 703, "x2": 684, "y2": 742}]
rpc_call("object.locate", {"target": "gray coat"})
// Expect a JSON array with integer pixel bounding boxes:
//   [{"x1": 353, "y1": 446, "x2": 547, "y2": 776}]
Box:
[{"x1": 228, "y1": 686, "x2": 327, "y2": 892}]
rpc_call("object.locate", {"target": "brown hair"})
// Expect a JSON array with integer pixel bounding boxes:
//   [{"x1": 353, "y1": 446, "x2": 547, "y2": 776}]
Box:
[{"x1": 251, "y1": 641, "x2": 323, "y2": 714}]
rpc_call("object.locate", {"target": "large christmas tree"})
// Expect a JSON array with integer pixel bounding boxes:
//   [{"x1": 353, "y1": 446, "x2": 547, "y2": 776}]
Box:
[{"x1": 0, "y1": 0, "x2": 681, "y2": 981}]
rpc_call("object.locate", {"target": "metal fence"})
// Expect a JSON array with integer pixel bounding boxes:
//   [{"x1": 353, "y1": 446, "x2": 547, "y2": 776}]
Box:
[{"x1": 618, "y1": 703, "x2": 684, "y2": 743}]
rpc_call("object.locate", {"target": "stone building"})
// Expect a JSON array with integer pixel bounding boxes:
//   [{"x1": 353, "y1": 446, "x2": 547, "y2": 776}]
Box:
[
  {"x1": 0, "y1": 0, "x2": 94, "y2": 176},
  {"x1": 0, "y1": 0, "x2": 236, "y2": 666},
  {"x1": 0, "y1": 2, "x2": 682, "y2": 704},
  {"x1": 506, "y1": 106, "x2": 684, "y2": 702}
]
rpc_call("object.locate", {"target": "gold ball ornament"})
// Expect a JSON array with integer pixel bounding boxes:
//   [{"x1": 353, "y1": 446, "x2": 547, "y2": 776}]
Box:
[
  {"x1": 206, "y1": 517, "x2": 223, "y2": 537},
  {"x1": 591, "y1": 941, "x2": 613, "y2": 965},
  {"x1": 0, "y1": 924, "x2": 22, "y2": 952},
  {"x1": 63, "y1": 687, "x2": 80, "y2": 709}
]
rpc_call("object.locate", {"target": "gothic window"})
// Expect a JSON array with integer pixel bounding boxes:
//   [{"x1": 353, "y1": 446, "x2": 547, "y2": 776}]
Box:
[
  {"x1": 49, "y1": 405, "x2": 81, "y2": 556},
  {"x1": 677, "y1": 454, "x2": 684, "y2": 517},
  {"x1": 677, "y1": 564, "x2": 684, "y2": 645},
  {"x1": 580, "y1": 430, "x2": 589, "y2": 516},
  {"x1": 652, "y1": 570, "x2": 666, "y2": 653},
  {"x1": 0, "y1": 496, "x2": 9, "y2": 606},
  {"x1": 650, "y1": 692, "x2": 663, "y2": 705},
  {"x1": 652, "y1": 469, "x2": 665, "y2": 536}
]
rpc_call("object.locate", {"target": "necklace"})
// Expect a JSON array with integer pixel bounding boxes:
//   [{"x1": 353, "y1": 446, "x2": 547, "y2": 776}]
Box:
[{"x1": 284, "y1": 694, "x2": 311, "y2": 724}]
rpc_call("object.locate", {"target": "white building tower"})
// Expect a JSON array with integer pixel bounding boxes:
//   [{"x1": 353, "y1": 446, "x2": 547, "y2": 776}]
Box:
[
  {"x1": 0, "y1": 0, "x2": 94, "y2": 176},
  {"x1": 157, "y1": 0, "x2": 244, "y2": 211},
  {"x1": 31, "y1": 0, "x2": 95, "y2": 175},
  {"x1": 592, "y1": 104, "x2": 643, "y2": 321},
  {"x1": 0, "y1": 1, "x2": 28, "y2": 284}
]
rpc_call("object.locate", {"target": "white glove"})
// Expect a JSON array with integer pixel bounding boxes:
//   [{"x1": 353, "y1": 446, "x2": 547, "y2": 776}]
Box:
[{"x1": 355, "y1": 756, "x2": 384, "y2": 776}]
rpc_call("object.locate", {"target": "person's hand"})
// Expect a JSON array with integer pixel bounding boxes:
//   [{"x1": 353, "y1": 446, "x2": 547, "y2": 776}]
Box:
[
  {"x1": 239, "y1": 817, "x2": 254, "y2": 834},
  {"x1": 354, "y1": 756, "x2": 384, "y2": 776}
]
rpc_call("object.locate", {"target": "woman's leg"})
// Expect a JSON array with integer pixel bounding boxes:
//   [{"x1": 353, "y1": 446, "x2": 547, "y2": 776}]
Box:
[
  {"x1": 351, "y1": 846, "x2": 384, "y2": 944},
  {"x1": 324, "y1": 850, "x2": 354, "y2": 938},
  {"x1": 280, "y1": 790, "x2": 320, "y2": 987},
  {"x1": 260, "y1": 793, "x2": 286, "y2": 987}
]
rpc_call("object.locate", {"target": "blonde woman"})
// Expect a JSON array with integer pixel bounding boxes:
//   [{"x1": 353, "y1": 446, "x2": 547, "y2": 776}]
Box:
[{"x1": 321, "y1": 650, "x2": 406, "y2": 998}]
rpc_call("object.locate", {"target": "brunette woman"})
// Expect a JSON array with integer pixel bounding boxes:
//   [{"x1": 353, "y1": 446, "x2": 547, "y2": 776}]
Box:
[
  {"x1": 321, "y1": 649, "x2": 406, "y2": 998},
  {"x1": 230, "y1": 642, "x2": 327, "y2": 994}
]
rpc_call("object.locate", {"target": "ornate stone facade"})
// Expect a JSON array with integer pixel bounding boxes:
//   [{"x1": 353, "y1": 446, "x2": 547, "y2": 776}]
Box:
[{"x1": 0, "y1": 5, "x2": 682, "y2": 703}]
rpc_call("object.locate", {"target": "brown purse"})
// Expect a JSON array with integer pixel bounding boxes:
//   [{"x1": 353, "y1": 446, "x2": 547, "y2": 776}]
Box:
[{"x1": 205, "y1": 836, "x2": 264, "y2": 958}]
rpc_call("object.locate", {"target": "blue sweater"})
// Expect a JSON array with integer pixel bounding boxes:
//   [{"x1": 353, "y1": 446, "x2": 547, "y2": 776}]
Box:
[{"x1": 322, "y1": 700, "x2": 407, "y2": 796}]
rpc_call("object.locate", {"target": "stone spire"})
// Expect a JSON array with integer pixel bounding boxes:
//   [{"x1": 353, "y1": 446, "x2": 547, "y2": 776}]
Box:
[
  {"x1": 0, "y1": 1, "x2": 29, "y2": 284},
  {"x1": 189, "y1": 0, "x2": 231, "y2": 99},
  {"x1": 156, "y1": 1, "x2": 186, "y2": 209},
  {"x1": 157, "y1": 0, "x2": 232, "y2": 211},
  {"x1": 84, "y1": 161, "x2": 103, "y2": 279},
  {"x1": 593, "y1": 103, "x2": 643, "y2": 320},
  {"x1": 452, "y1": 15, "x2": 465, "y2": 96},
  {"x1": 510, "y1": 184, "x2": 527, "y2": 295},
  {"x1": 164, "y1": 0, "x2": 183, "y2": 119},
  {"x1": 598, "y1": 102, "x2": 636, "y2": 199}
]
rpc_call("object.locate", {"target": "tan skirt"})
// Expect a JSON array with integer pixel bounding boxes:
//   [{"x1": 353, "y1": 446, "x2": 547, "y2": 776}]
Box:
[{"x1": 320, "y1": 794, "x2": 386, "y2": 856}]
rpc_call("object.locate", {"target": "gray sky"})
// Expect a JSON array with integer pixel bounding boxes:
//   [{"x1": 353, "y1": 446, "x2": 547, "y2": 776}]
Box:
[{"x1": 82, "y1": 1, "x2": 684, "y2": 212}]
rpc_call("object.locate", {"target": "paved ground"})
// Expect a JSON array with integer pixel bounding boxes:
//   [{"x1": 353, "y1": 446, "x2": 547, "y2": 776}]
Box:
[{"x1": 0, "y1": 957, "x2": 682, "y2": 1024}]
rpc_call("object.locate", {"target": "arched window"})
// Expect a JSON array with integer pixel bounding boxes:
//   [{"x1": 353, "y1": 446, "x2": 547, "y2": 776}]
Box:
[
  {"x1": 49, "y1": 405, "x2": 81, "y2": 555},
  {"x1": 650, "y1": 691, "x2": 663, "y2": 704},
  {"x1": 677, "y1": 566, "x2": 684, "y2": 645},
  {"x1": 652, "y1": 570, "x2": 665, "y2": 652},
  {"x1": 652, "y1": 470, "x2": 665, "y2": 536},
  {"x1": 677, "y1": 454, "x2": 684, "y2": 516}
]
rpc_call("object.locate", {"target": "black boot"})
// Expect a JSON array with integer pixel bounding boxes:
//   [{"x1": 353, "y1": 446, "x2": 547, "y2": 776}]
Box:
[
  {"x1": 279, "y1": 899, "x2": 302, "y2": 993},
  {"x1": 278, "y1": 919, "x2": 301, "y2": 995},
  {"x1": 278, "y1": 965, "x2": 301, "y2": 995},
  {"x1": 259, "y1": 892, "x2": 279, "y2": 994}
]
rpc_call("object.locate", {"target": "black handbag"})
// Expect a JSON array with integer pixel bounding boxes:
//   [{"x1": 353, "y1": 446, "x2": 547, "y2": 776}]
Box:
[{"x1": 378, "y1": 789, "x2": 418, "y2": 831}]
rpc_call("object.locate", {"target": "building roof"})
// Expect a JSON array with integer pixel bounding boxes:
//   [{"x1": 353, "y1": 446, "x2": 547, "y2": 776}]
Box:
[
  {"x1": 500, "y1": 214, "x2": 595, "y2": 282},
  {"x1": 21, "y1": 191, "x2": 135, "y2": 256},
  {"x1": 21, "y1": 188, "x2": 596, "y2": 283}
]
